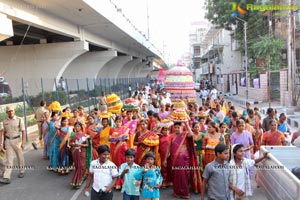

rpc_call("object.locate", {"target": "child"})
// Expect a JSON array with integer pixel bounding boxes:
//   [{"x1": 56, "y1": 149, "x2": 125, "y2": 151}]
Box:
[
  {"x1": 84, "y1": 145, "x2": 118, "y2": 200},
  {"x1": 201, "y1": 143, "x2": 230, "y2": 200},
  {"x1": 134, "y1": 152, "x2": 163, "y2": 200},
  {"x1": 119, "y1": 148, "x2": 140, "y2": 200},
  {"x1": 229, "y1": 144, "x2": 268, "y2": 200}
]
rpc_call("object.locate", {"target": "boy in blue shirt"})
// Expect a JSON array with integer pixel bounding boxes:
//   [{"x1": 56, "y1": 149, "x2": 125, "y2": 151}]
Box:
[
  {"x1": 119, "y1": 148, "x2": 141, "y2": 200},
  {"x1": 134, "y1": 152, "x2": 162, "y2": 200}
]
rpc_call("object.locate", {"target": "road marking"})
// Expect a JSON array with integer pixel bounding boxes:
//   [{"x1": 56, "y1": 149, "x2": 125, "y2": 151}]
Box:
[{"x1": 70, "y1": 185, "x2": 84, "y2": 200}]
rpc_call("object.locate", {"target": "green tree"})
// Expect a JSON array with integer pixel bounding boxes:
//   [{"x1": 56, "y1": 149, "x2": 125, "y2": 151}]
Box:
[
  {"x1": 251, "y1": 35, "x2": 284, "y2": 70},
  {"x1": 205, "y1": 0, "x2": 270, "y2": 57}
]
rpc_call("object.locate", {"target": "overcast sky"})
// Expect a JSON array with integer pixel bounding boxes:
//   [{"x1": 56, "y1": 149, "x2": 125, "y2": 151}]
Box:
[{"x1": 112, "y1": 0, "x2": 206, "y2": 64}]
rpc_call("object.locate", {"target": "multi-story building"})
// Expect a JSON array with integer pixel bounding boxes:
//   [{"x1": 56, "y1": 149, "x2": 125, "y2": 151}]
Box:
[
  {"x1": 189, "y1": 21, "x2": 210, "y2": 82},
  {"x1": 189, "y1": 21, "x2": 242, "y2": 93}
]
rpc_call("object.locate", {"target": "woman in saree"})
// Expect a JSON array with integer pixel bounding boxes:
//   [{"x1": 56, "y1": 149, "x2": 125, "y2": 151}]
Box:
[
  {"x1": 109, "y1": 116, "x2": 129, "y2": 189},
  {"x1": 123, "y1": 110, "x2": 138, "y2": 148},
  {"x1": 231, "y1": 119, "x2": 254, "y2": 159},
  {"x1": 41, "y1": 111, "x2": 50, "y2": 160},
  {"x1": 48, "y1": 111, "x2": 60, "y2": 171},
  {"x1": 70, "y1": 122, "x2": 91, "y2": 189},
  {"x1": 134, "y1": 119, "x2": 161, "y2": 167},
  {"x1": 69, "y1": 109, "x2": 80, "y2": 126},
  {"x1": 169, "y1": 121, "x2": 202, "y2": 199},
  {"x1": 157, "y1": 119, "x2": 173, "y2": 188},
  {"x1": 192, "y1": 121, "x2": 207, "y2": 174},
  {"x1": 247, "y1": 109, "x2": 262, "y2": 152},
  {"x1": 150, "y1": 112, "x2": 161, "y2": 132},
  {"x1": 99, "y1": 118, "x2": 111, "y2": 147},
  {"x1": 57, "y1": 117, "x2": 72, "y2": 174},
  {"x1": 202, "y1": 121, "x2": 224, "y2": 167},
  {"x1": 86, "y1": 115, "x2": 101, "y2": 160},
  {"x1": 262, "y1": 119, "x2": 286, "y2": 146}
]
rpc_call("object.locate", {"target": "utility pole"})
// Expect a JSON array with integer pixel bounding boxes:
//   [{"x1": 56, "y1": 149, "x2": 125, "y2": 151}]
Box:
[
  {"x1": 146, "y1": 0, "x2": 150, "y2": 40},
  {"x1": 288, "y1": 0, "x2": 296, "y2": 106},
  {"x1": 244, "y1": 21, "x2": 248, "y2": 100},
  {"x1": 268, "y1": 16, "x2": 272, "y2": 108},
  {"x1": 236, "y1": 17, "x2": 248, "y2": 99}
]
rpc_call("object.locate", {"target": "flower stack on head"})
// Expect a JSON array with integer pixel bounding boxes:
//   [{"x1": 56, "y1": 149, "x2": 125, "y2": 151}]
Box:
[
  {"x1": 106, "y1": 93, "x2": 123, "y2": 114},
  {"x1": 48, "y1": 101, "x2": 61, "y2": 113},
  {"x1": 158, "y1": 119, "x2": 174, "y2": 128},
  {"x1": 172, "y1": 99, "x2": 187, "y2": 111},
  {"x1": 108, "y1": 127, "x2": 129, "y2": 143},
  {"x1": 170, "y1": 109, "x2": 189, "y2": 123},
  {"x1": 142, "y1": 134, "x2": 159, "y2": 146},
  {"x1": 198, "y1": 113, "x2": 209, "y2": 117},
  {"x1": 123, "y1": 97, "x2": 139, "y2": 111},
  {"x1": 100, "y1": 112, "x2": 111, "y2": 119}
]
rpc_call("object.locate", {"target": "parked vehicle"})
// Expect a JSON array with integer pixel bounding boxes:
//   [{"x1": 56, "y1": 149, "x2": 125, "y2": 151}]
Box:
[
  {"x1": 256, "y1": 146, "x2": 300, "y2": 200},
  {"x1": 194, "y1": 82, "x2": 200, "y2": 92},
  {"x1": 0, "y1": 93, "x2": 9, "y2": 97}
]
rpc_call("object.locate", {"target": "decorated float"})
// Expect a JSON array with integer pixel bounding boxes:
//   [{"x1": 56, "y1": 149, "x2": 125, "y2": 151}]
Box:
[{"x1": 164, "y1": 65, "x2": 197, "y2": 103}]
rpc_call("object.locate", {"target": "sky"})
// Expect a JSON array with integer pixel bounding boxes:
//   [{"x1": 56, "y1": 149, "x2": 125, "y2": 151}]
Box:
[{"x1": 112, "y1": 0, "x2": 206, "y2": 65}]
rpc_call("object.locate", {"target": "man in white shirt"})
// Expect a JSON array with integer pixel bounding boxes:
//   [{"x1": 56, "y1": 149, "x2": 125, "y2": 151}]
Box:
[
  {"x1": 210, "y1": 86, "x2": 218, "y2": 100},
  {"x1": 161, "y1": 91, "x2": 172, "y2": 105},
  {"x1": 84, "y1": 145, "x2": 118, "y2": 200},
  {"x1": 200, "y1": 88, "x2": 209, "y2": 105}
]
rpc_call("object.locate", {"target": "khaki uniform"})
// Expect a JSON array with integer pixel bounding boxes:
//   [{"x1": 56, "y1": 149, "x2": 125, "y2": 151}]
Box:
[
  {"x1": 1, "y1": 116, "x2": 25, "y2": 179},
  {"x1": 35, "y1": 106, "x2": 46, "y2": 138}
]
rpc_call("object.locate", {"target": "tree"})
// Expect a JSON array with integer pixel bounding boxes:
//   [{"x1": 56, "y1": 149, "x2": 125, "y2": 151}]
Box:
[
  {"x1": 205, "y1": 0, "x2": 270, "y2": 58},
  {"x1": 251, "y1": 35, "x2": 284, "y2": 70}
]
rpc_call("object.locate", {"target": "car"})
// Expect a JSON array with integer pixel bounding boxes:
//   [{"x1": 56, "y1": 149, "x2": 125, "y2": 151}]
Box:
[
  {"x1": 0, "y1": 93, "x2": 9, "y2": 97},
  {"x1": 194, "y1": 82, "x2": 200, "y2": 92}
]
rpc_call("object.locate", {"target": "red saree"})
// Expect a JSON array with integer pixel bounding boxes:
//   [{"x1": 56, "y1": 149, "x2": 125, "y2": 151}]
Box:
[
  {"x1": 70, "y1": 133, "x2": 88, "y2": 188},
  {"x1": 170, "y1": 131, "x2": 202, "y2": 198},
  {"x1": 124, "y1": 120, "x2": 138, "y2": 148},
  {"x1": 86, "y1": 124, "x2": 100, "y2": 160},
  {"x1": 109, "y1": 125, "x2": 129, "y2": 189},
  {"x1": 159, "y1": 134, "x2": 172, "y2": 186},
  {"x1": 135, "y1": 130, "x2": 161, "y2": 167},
  {"x1": 263, "y1": 130, "x2": 285, "y2": 145}
]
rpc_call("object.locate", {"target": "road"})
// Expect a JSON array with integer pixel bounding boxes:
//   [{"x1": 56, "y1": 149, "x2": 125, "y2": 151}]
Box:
[
  {"x1": 0, "y1": 95, "x2": 270, "y2": 200},
  {"x1": 0, "y1": 145, "x2": 268, "y2": 200}
]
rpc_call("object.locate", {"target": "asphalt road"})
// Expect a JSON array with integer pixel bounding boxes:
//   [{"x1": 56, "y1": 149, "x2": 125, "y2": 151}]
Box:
[
  {"x1": 0, "y1": 147, "x2": 268, "y2": 200},
  {"x1": 0, "y1": 95, "x2": 269, "y2": 200}
]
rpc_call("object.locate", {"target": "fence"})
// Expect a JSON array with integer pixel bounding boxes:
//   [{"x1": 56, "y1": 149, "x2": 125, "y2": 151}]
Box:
[{"x1": 0, "y1": 77, "x2": 152, "y2": 141}]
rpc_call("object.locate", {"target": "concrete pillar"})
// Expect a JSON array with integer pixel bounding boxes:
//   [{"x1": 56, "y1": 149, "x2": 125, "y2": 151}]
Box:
[
  {"x1": 97, "y1": 56, "x2": 132, "y2": 79},
  {"x1": 117, "y1": 58, "x2": 142, "y2": 78},
  {"x1": 0, "y1": 41, "x2": 88, "y2": 96},
  {"x1": 63, "y1": 50, "x2": 117, "y2": 91},
  {"x1": 138, "y1": 67, "x2": 153, "y2": 77},
  {"x1": 128, "y1": 61, "x2": 148, "y2": 78},
  {"x1": 0, "y1": 13, "x2": 13, "y2": 41}
]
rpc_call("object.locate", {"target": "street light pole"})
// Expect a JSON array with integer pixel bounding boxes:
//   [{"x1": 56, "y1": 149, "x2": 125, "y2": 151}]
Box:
[
  {"x1": 236, "y1": 17, "x2": 248, "y2": 99},
  {"x1": 244, "y1": 21, "x2": 248, "y2": 100}
]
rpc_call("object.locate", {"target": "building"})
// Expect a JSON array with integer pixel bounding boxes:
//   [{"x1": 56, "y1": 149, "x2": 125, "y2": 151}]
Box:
[{"x1": 189, "y1": 21, "x2": 242, "y2": 93}]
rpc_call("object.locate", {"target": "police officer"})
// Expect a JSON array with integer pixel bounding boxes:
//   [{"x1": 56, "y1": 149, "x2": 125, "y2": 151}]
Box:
[
  {"x1": 34, "y1": 100, "x2": 47, "y2": 148},
  {"x1": 0, "y1": 105, "x2": 26, "y2": 184}
]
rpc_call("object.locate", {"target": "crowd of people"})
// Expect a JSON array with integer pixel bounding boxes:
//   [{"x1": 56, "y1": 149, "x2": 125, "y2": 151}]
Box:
[{"x1": 1, "y1": 83, "x2": 300, "y2": 200}]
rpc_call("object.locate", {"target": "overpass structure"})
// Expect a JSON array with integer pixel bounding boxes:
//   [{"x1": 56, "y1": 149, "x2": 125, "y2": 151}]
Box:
[{"x1": 0, "y1": 0, "x2": 167, "y2": 96}]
